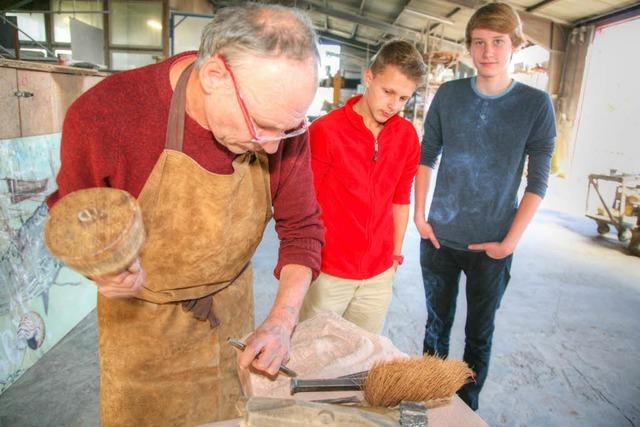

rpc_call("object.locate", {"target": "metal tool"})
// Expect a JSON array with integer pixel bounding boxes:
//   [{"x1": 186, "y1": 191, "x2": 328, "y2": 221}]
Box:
[
  {"x1": 290, "y1": 375, "x2": 365, "y2": 394},
  {"x1": 399, "y1": 400, "x2": 428, "y2": 427},
  {"x1": 337, "y1": 370, "x2": 368, "y2": 380},
  {"x1": 227, "y1": 338, "x2": 298, "y2": 377},
  {"x1": 290, "y1": 370, "x2": 369, "y2": 395}
]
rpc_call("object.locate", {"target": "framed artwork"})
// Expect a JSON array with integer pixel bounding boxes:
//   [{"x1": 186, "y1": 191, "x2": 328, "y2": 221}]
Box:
[{"x1": 0, "y1": 133, "x2": 96, "y2": 394}]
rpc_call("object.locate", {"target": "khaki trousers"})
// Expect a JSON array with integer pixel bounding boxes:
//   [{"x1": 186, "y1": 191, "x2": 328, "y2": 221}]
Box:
[{"x1": 299, "y1": 267, "x2": 395, "y2": 334}]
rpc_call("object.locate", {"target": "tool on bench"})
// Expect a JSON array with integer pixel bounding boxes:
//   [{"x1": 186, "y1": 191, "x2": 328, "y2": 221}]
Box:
[
  {"x1": 290, "y1": 370, "x2": 367, "y2": 393},
  {"x1": 290, "y1": 355, "x2": 473, "y2": 408}
]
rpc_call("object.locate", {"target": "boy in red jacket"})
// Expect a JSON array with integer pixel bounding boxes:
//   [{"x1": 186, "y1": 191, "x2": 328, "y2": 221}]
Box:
[{"x1": 299, "y1": 40, "x2": 426, "y2": 333}]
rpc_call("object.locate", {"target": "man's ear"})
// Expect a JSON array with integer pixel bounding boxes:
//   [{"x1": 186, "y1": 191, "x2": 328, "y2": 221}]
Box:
[
  {"x1": 363, "y1": 68, "x2": 374, "y2": 88},
  {"x1": 198, "y1": 55, "x2": 227, "y2": 95}
]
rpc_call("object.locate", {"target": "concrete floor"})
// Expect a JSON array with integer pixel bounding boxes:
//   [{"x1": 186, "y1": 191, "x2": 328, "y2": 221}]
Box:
[{"x1": 1, "y1": 204, "x2": 639, "y2": 426}]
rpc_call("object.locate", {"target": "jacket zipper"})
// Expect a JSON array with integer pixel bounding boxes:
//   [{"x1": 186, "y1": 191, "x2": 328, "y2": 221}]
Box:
[{"x1": 362, "y1": 130, "x2": 383, "y2": 275}]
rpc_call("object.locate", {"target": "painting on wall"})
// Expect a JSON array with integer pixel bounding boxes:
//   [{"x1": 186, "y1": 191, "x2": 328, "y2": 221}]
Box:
[{"x1": 0, "y1": 133, "x2": 96, "y2": 395}]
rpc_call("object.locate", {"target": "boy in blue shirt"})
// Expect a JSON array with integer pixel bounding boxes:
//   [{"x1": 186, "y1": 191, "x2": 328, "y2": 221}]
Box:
[{"x1": 414, "y1": 2, "x2": 556, "y2": 410}]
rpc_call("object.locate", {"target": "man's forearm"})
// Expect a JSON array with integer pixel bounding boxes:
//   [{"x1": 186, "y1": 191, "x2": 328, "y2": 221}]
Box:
[
  {"x1": 502, "y1": 192, "x2": 543, "y2": 251},
  {"x1": 414, "y1": 165, "x2": 433, "y2": 221},
  {"x1": 239, "y1": 263, "x2": 312, "y2": 373},
  {"x1": 392, "y1": 203, "x2": 410, "y2": 254},
  {"x1": 265, "y1": 263, "x2": 312, "y2": 330}
]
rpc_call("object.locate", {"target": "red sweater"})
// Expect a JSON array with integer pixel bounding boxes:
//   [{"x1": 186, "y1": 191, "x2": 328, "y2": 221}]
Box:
[
  {"x1": 311, "y1": 95, "x2": 419, "y2": 280},
  {"x1": 47, "y1": 52, "x2": 324, "y2": 279}
]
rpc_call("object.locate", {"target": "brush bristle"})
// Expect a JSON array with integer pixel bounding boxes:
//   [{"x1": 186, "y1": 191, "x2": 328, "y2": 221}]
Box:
[{"x1": 362, "y1": 355, "x2": 474, "y2": 407}]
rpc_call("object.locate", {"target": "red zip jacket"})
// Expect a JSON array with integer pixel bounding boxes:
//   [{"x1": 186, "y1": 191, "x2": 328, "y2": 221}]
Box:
[{"x1": 311, "y1": 95, "x2": 420, "y2": 280}]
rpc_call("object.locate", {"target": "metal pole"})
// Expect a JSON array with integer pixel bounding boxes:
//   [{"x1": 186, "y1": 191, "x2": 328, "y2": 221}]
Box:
[
  {"x1": 0, "y1": 44, "x2": 15, "y2": 58},
  {"x1": 422, "y1": 28, "x2": 433, "y2": 134},
  {"x1": 412, "y1": 25, "x2": 428, "y2": 125}
]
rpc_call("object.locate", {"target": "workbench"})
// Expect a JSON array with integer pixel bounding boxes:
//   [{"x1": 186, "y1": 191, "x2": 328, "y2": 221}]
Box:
[{"x1": 204, "y1": 395, "x2": 487, "y2": 426}]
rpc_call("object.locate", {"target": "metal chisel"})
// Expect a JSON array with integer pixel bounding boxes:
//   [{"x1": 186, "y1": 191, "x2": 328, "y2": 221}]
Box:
[{"x1": 227, "y1": 338, "x2": 298, "y2": 378}]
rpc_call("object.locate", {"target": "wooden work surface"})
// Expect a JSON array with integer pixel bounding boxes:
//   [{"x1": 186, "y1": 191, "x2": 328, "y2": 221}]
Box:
[
  {"x1": 0, "y1": 58, "x2": 109, "y2": 77},
  {"x1": 0, "y1": 58, "x2": 107, "y2": 139},
  {"x1": 204, "y1": 395, "x2": 488, "y2": 427}
]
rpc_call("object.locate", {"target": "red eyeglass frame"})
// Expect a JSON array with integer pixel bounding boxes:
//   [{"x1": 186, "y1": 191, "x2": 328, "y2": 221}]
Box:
[{"x1": 219, "y1": 56, "x2": 310, "y2": 144}]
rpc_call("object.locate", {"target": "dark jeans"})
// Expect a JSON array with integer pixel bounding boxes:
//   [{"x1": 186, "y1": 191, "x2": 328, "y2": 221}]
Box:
[{"x1": 420, "y1": 239, "x2": 512, "y2": 411}]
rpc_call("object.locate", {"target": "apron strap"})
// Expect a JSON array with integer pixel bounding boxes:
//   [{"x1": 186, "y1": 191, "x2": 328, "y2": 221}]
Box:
[
  {"x1": 165, "y1": 62, "x2": 195, "y2": 152},
  {"x1": 163, "y1": 61, "x2": 257, "y2": 329},
  {"x1": 180, "y1": 261, "x2": 251, "y2": 328}
]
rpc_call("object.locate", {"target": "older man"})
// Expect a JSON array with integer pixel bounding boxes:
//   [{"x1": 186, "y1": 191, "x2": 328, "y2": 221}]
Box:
[{"x1": 47, "y1": 4, "x2": 323, "y2": 425}]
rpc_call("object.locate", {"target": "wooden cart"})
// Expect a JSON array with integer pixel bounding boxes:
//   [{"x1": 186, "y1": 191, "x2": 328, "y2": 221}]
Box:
[{"x1": 585, "y1": 172, "x2": 640, "y2": 256}]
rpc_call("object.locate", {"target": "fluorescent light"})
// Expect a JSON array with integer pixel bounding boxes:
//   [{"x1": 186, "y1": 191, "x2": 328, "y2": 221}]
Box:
[
  {"x1": 404, "y1": 9, "x2": 453, "y2": 26},
  {"x1": 146, "y1": 19, "x2": 162, "y2": 31}
]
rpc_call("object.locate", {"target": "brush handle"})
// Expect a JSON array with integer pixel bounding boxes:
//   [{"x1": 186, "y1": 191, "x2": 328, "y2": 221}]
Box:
[{"x1": 290, "y1": 377, "x2": 365, "y2": 394}]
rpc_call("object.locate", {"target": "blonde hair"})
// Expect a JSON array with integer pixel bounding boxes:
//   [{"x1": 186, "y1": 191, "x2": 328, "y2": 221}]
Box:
[
  {"x1": 465, "y1": 2, "x2": 525, "y2": 49},
  {"x1": 369, "y1": 40, "x2": 427, "y2": 84}
]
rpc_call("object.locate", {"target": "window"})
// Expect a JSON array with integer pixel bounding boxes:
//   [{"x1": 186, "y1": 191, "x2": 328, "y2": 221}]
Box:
[
  {"x1": 172, "y1": 14, "x2": 210, "y2": 55},
  {"x1": 110, "y1": 0, "x2": 162, "y2": 48},
  {"x1": 51, "y1": 0, "x2": 104, "y2": 44},
  {"x1": 5, "y1": 13, "x2": 46, "y2": 42},
  {"x1": 111, "y1": 50, "x2": 158, "y2": 70},
  {"x1": 319, "y1": 44, "x2": 341, "y2": 80}
]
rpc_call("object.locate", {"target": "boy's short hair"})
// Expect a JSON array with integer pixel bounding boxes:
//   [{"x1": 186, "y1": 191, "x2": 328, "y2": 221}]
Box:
[
  {"x1": 465, "y1": 2, "x2": 525, "y2": 49},
  {"x1": 369, "y1": 40, "x2": 427, "y2": 84}
]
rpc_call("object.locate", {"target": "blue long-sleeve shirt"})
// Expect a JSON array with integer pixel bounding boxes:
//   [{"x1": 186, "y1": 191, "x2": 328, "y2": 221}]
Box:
[{"x1": 420, "y1": 77, "x2": 556, "y2": 250}]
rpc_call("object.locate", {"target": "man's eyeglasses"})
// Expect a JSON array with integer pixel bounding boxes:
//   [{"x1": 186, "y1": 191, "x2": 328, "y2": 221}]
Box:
[{"x1": 219, "y1": 56, "x2": 310, "y2": 144}]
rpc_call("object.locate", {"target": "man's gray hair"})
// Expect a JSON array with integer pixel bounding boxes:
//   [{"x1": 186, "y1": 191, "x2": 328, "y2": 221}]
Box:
[{"x1": 196, "y1": 3, "x2": 320, "y2": 68}]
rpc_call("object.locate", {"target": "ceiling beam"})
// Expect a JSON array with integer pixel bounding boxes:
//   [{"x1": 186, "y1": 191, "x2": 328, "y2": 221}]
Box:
[
  {"x1": 317, "y1": 30, "x2": 379, "y2": 54},
  {"x1": 442, "y1": 0, "x2": 570, "y2": 25},
  {"x1": 375, "y1": 0, "x2": 411, "y2": 42},
  {"x1": 526, "y1": 0, "x2": 561, "y2": 13},
  {"x1": 374, "y1": 1, "x2": 460, "y2": 48},
  {"x1": 410, "y1": 6, "x2": 464, "y2": 53},
  {"x1": 319, "y1": 26, "x2": 380, "y2": 45},
  {"x1": 429, "y1": 6, "x2": 461, "y2": 33},
  {"x1": 0, "y1": 0, "x2": 34, "y2": 10},
  {"x1": 323, "y1": 0, "x2": 328, "y2": 30},
  {"x1": 391, "y1": 0, "x2": 413, "y2": 25},
  {"x1": 437, "y1": 0, "x2": 485, "y2": 9},
  {"x1": 403, "y1": 7, "x2": 454, "y2": 25},
  {"x1": 214, "y1": 0, "x2": 465, "y2": 51},
  {"x1": 571, "y1": 2, "x2": 640, "y2": 27},
  {"x1": 297, "y1": 0, "x2": 423, "y2": 40},
  {"x1": 350, "y1": 0, "x2": 367, "y2": 39}
]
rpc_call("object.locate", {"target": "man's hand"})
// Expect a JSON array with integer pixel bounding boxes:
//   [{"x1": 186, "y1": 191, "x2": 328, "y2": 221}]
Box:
[
  {"x1": 237, "y1": 264, "x2": 309, "y2": 376},
  {"x1": 91, "y1": 258, "x2": 145, "y2": 298},
  {"x1": 468, "y1": 241, "x2": 514, "y2": 260},
  {"x1": 415, "y1": 217, "x2": 441, "y2": 249},
  {"x1": 237, "y1": 314, "x2": 293, "y2": 376}
]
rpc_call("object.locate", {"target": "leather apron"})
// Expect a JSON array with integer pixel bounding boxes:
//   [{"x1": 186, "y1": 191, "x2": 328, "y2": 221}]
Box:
[{"x1": 97, "y1": 62, "x2": 272, "y2": 426}]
